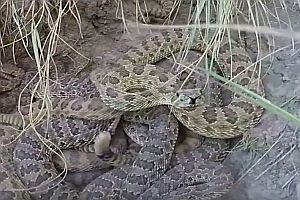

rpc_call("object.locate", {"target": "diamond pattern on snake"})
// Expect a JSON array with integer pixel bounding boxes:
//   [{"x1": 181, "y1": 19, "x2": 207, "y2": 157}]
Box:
[
  {"x1": 0, "y1": 29, "x2": 264, "y2": 199},
  {"x1": 81, "y1": 106, "x2": 233, "y2": 199},
  {"x1": 93, "y1": 28, "x2": 265, "y2": 139},
  {"x1": 0, "y1": 125, "x2": 32, "y2": 200},
  {"x1": 13, "y1": 114, "x2": 134, "y2": 199}
]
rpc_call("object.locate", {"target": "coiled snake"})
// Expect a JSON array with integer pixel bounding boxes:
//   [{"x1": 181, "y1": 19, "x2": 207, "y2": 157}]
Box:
[{"x1": 0, "y1": 28, "x2": 263, "y2": 199}]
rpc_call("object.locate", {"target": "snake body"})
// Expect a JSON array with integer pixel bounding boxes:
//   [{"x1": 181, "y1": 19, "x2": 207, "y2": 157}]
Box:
[
  {"x1": 93, "y1": 29, "x2": 264, "y2": 139},
  {"x1": 0, "y1": 30, "x2": 264, "y2": 140},
  {"x1": 13, "y1": 115, "x2": 127, "y2": 199},
  {"x1": 81, "y1": 107, "x2": 178, "y2": 199},
  {"x1": 11, "y1": 105, "x2": 231, "y2": 200},
  {"x1": 81, "y1": 106, "x2": 233, "y2": 199},
  {"x1": 139, "y1": 140, "x2": 233, "y2": 200},
  {"x1": 123, "y1": 107, "x2": 234, "y2": 200},
  {"x1": 0, "y1": 125, "x2": 32, "y2": 200},
  {"x1": 0, "y1": 28, "x2": 263, "y2": 199}
]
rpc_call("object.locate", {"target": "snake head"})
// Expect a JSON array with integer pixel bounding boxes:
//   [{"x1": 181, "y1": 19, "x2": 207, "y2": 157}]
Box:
[{"x1": 171, "y1": 88, "x2": 204, "y2": 108}]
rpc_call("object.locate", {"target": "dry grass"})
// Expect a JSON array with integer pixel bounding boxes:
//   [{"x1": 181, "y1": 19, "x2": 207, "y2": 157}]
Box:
[{"x1": 0, "y1": 0, "x2": 82, "y2": 192}]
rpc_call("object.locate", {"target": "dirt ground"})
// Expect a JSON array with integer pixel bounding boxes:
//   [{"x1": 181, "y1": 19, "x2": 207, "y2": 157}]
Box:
[{"x1": 2, "y1": 0, "x2": 300, "y2": 199}]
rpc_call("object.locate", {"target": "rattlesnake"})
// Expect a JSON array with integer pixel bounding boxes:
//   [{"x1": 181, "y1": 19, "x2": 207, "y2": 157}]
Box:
[
  {"x1": 5, "y1": 103, "x2": 233, "y2": 199},
  {"x1": 0, "y1": 70, "x2": 230, "y2": 199},
  {"x1": 123, "y1": 107, "x2": 233, "y2": 200},
  {"x1": 0, "y1": 30, "x2": 262, "y2": 199},
  {"x1": 93, "y1": 28, "x2": 265, "y2": 139},
  {"x1": 82, "y1": 106, "x2": 233, "y2": 199},
  {"x1": 0, "y1": 74, "x2": 232, "y2": 200},
  {"x1": 0, "y1": 30, "x2": 263, "y2": 140},
  {"x1": 12, "y1": 114, "x2": 135, "y2": 199}
]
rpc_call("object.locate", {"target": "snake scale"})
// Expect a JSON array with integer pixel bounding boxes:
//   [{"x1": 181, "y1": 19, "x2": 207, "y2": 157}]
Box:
[{"x1": 0, "y1": 26, "x2": 264, "y2": 199}]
